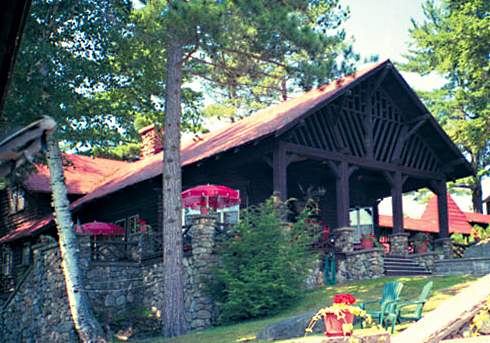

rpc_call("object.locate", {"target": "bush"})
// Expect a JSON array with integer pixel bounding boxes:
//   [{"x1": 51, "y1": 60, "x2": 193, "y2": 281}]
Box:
[{"x1": 206, "y1": 197, "x2": 319, "y2": 324}]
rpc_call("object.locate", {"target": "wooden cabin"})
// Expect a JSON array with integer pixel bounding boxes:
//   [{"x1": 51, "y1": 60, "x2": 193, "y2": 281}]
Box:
[{"x1": 0, "y1": 60, "x2": 476, "y2": 288}]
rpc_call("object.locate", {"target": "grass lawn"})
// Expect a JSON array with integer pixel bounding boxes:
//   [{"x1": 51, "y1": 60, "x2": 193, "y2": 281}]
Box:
[{"x1": 128, "y1": 274, "x2": 476, "y2": 343}]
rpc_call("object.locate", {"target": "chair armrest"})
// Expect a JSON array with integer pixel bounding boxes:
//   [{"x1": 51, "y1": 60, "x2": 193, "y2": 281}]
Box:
[
  {"x1": 359, "y1": 299, "x2": 378, "y2": 309},
  {"x1": 396, "y1": 300, "x2": 426, "y2": 310}
]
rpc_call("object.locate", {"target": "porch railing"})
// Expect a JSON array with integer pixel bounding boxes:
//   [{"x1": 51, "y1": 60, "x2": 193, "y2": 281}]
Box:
[{"x1": 91, "y1": 240, "x2": 139, "y2": 263}]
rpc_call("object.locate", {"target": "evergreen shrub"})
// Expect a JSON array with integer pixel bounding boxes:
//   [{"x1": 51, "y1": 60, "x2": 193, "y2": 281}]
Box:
[{"x1": 207, "y1": 197, "x2": 319, "y2": 323}]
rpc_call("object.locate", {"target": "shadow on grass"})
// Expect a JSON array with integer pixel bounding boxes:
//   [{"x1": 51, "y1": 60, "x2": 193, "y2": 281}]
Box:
[{"x1": 127, "y1": 274, "x2": 477, "y2": 343}]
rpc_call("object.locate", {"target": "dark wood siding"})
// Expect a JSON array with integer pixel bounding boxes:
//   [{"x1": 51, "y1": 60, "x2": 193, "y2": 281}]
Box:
[{"x1": 77, "y1": 178, "x2": 161, "y2": 233}]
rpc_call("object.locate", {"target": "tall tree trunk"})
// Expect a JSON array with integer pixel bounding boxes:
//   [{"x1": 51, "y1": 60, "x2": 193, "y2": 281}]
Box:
[
  {"x1": 470, "y1": 153, "x2": 483, "y2": 213},
  {"x1": 45, "y1": 130, "x2": 106, "y2": 342},
  {"x1": 471, "y1": 176, "x2": 483, "y2": 213},
  {"x1": 162, "y1": 38, "x2": 187, "y2": 337}
]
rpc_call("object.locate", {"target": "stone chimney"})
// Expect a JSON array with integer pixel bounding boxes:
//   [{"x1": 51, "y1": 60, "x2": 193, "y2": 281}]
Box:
[{"x1": 138, "y1": 124, "x2": 163, "y2": 158}]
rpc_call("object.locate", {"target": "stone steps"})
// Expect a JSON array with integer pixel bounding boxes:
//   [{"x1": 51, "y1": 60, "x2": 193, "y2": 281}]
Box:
[{"x1": 384, "y1": 255, "x2": 432, "y2": 276}]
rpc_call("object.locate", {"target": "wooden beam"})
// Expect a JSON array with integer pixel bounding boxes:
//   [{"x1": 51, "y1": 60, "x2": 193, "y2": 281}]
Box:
[
  {"x1": 283, "y1": 142, "x2": 442, "y2": 179},
  {"x1": 366, "y1": 64, "x2": 391, "y2": 99}
]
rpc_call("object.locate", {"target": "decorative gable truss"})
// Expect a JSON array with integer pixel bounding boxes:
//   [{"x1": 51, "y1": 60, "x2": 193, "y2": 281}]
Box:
[{"x1": 285, "y1": 73, "x2": 441, "y2": 176}]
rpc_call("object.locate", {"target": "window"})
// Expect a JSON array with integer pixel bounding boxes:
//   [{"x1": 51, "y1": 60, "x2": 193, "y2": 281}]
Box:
[
  {"x1": 8, "y1": 185, "x2": 25, "y2": 214},
  {"x1": 349, "y1": 207, "x2": 374, "y2": 243},
  {"x1": 21, "y1": 243, "x2": 31, "y2": 266},
  {"x1": 1, "y1": 249, "x2": 12, "y2": 276}
]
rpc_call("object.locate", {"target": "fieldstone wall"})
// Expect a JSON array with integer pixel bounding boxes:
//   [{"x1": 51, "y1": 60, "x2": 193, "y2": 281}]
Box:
[
  {"x1": 464, "y1": 239, "x2": 490, "y2": 258},
  {"x1": 337, "y1": 248, "x2": 384, "y2": 283},
  {"x1": 435, "y1": 257, "x2": 490, "y2": 276},
  {"x1": 434, "y1": 238, "x2": 454, "y2": 259},
  {"x1": 0, "y1": 242, "x2": 76, "y2": 343},
  {"x1": 0, "y1": 216, "x2": 221, "y2": 341},
  {"x1": 412, "y1": 252, "x2": 437, "y2": 272},
  {"x1": 79, "y1": 216, "x2": 220, "y2": 332},
  {"x1": 184, "y1": 216, "x2": 218, "y2": 329},
  {"x1": 390, "y1": 233, "x2": 409, "y2": 256}
]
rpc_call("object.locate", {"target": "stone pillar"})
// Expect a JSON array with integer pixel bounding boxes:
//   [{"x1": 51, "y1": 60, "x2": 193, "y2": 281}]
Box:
[
  {"x1": 434, "y1": 238, "x2": 453, "y2": 259},
  {"x1": 187, "y1": 216, "x2": 218, "y2": 330},
  {"x1": 389, "y1": 233, "x2": 410, "y2": 256},
  {"x1": 334, "y1": 227, "x2": 355, "y2": 253}
]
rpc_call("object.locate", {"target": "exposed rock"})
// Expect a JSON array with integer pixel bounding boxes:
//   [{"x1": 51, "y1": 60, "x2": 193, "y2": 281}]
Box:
[{"x1": 256, "y1": 311, "x2": 323, "y2": 341}]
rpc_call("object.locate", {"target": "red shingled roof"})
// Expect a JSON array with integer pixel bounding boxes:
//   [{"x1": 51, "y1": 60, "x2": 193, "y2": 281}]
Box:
[
  {"x1": 380, "y1": 194, "x2": 487, "y2": 235},
  {"x1": 0, "y1": 216, "x2": 53, "y2": 243},
  {"x1": 421, "y1": 194, "x2": 472, "y2": 234},
  {"x1": 68, "y1": 60, "x2": 389, "y2": 210},
  {"x1": 1, "y1": 61, "x2": 388, "y2": 243},
  {"x1": 24, "y1": 154, "x2": 129, "y2": 194},
  {"x1": 378, "y1": 215, "x2": 438, "y2": 233},
  {"x1": 465, "y1": 212, "x2": 490, "y2": 226}
]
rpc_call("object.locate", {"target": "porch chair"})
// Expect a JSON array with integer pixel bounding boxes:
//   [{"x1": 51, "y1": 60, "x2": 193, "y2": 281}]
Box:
[
  {"x1": 383, "y1": 281, "x2": 433, "y2": 333},
  {"x1": 359, "y1": 281, "x2": 404, "y2": 327}
]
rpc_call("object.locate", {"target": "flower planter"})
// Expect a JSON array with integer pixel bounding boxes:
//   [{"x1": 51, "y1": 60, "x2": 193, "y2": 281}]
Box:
[
  {"x1": 360, "y1": 239, "x2": 374, "y2": 249},
  {"x1": 415, "y1": 241, "x2": 429, "y2": 253},
  {"x1": 323, "y1": 310, "x2": 354, "y2": 336}
]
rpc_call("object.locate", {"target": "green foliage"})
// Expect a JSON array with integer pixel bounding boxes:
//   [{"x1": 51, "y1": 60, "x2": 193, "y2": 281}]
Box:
[
  {"x1": 153, "y1": 0, "x2": 363, "y2": 118},
  {"x1": 403, "y1": 0, "x2": 490, "y2": 211},
  {"x1": 1, "y1": 0, "x2": 134, "y2": 149},
  {"x1": 207, "y1": 198, "x2": 319, "y2": 323},
  {"x1": 473, "y1": 225, "x2": 490, "y2": 242}
]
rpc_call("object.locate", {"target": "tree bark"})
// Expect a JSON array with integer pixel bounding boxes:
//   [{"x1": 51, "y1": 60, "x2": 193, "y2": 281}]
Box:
[
  {"x1": 45, "y1": 130, "x2": 106, "y2": 342},
  {"x1": 471, "y1": 176, "x2": 483, "y2": 213},
  {"x1": 162, "y1": 38, "x2": 187, "y2": 337}
]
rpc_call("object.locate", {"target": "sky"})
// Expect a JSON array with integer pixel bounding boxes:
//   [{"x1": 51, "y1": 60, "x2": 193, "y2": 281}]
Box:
[
  {"x1": 338, "y1": 0, "x2": 488, "y2": 213},
  {"x1": 341, "y1": 0, "x2": 446, "y2": 91}
]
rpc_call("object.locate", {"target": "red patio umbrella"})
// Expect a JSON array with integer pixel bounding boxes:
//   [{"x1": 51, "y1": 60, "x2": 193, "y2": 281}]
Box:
[
  {"x1": 182, "y1": 184, "x2": 240, "y2": 214},
  {"x1": 75, "y1": 221, "x2": 125, "y2": 236}
]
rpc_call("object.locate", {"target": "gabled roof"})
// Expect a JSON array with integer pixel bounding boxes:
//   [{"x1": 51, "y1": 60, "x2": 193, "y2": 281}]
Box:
[
  {"x1": 421, "y1": 194, "x2": 473, "y2": 234},
  {"x1": 24, "y1": 154, "x2": 129, "y2": 194},
  {"x1": 380, "y1": 194, "x2": 490, "y2": 235},
  {"x1": 1, "y1": 60, "x2": 475, "y2": 243},
  {"x1": 67, "y1": 61, "x2": 390, "y2": 210}
]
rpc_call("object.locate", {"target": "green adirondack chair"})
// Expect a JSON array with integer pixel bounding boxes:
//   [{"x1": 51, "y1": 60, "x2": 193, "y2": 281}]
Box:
[
  {"x1": 359, "y1": 281, "x2": 404, "y2": 327},
  {"x1": 384, "y1": 281, "x2": 434, "y2": 333}
]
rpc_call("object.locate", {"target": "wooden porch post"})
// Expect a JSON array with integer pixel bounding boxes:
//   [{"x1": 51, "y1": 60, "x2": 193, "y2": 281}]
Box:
[
  {"x1": 392, "y1": 172, "x2": 404, "y2": 234},
  {"x1": 384, "y1": 171, "x2": 406, "y2": 234},
  {"x1": 335, "y1": 160, "x2": 350, "y2": 227},
  {"x1": 272, "y1": 142, "x2": 288, "y2": 201},
  {"x1": 436, "y1": 180, "x2": 449, "y2": 238}
]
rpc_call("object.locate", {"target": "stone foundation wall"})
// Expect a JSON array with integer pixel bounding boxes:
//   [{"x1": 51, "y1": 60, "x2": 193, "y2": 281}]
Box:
[
  {"x1": 0, "y1": 217, "x2": 220, "y2": 341},
  {"x1": 435, "y1": 257, "x2": 490, "y2": 276},
  {"x1": 337, "y1": 248, "x2": 384, "y2": 283},
  {"x1": 0, "y1": 242, "x2": 76, "y2": 343},
  {"x1": 412, "y1": 252, "x2": 437, "y2": 272}
]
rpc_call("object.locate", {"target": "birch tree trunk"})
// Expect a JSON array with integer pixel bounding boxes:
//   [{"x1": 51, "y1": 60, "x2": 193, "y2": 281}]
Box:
[
  {"x1": 45, "y1": 130, "x2": 106, "y2": 342},
  {"x1": 162, "y1": 37, "x2": 187, "y2": 337}
]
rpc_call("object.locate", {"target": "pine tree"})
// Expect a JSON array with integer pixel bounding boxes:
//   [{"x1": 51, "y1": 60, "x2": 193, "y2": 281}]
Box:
[
  {"x1": 403, "y1": 0, "x2": 490, "y2": 212},
  {"x1": 157, "y1": 0, "x2": 360, "y2": 337}
]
